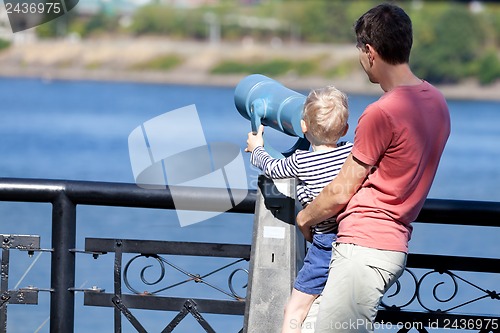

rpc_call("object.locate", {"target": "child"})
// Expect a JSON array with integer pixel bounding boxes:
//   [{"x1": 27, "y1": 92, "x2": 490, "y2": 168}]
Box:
[{"x1": 245, "y1": 85, "x2": 352, "y2": 333}]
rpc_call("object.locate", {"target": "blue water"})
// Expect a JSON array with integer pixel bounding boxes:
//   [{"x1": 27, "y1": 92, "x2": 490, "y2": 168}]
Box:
[{"x1": 0, "y1": 77, "x2": 499, "y2": 332}]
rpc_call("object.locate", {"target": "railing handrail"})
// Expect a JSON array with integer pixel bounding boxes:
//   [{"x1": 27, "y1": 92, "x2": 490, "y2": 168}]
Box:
[
  {"x1": 0, "y1": 177, "x2": 256, "y2": 213},
  {"x1": 1, "y1": 177, "x2": 500, "y2": 227}
]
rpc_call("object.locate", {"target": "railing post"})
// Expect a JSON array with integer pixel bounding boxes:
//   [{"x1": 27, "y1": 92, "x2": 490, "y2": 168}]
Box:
[
  {"x1": 244, "y1": 175, "x2": 305, "y2": 333},
  {"x1": 50, "y1": 192, "x2": 76, "y2": 333},
  {"x1": 0, "y1": 245, "x2": 10, "y2": 333}
]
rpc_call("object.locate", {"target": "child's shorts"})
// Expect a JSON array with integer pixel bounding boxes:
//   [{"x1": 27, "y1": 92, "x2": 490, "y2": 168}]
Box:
[{"x1": 294, "y1": 232, "x2": 337, "y2": 295}]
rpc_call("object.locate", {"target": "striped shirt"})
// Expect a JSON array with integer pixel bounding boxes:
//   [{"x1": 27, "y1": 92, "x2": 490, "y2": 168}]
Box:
[{"x1": 250, "y1": 142, "x2": 353, "y2": 234}]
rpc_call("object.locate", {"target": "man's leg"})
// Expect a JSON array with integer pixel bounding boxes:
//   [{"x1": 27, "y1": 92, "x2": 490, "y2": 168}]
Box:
[{"x1": 313, "y1": 243, "x2": 406, "y2": 333}]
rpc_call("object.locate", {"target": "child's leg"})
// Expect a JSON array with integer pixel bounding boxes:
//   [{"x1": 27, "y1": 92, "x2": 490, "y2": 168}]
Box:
[
  {"x1": 281, "y1": 288, "x2": 318, "y2": 333},
  {"x1": 283, "y1": 232, "x2": 335, "y2": 332}
]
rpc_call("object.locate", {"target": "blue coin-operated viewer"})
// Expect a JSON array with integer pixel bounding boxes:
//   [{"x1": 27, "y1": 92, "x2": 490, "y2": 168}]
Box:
[{"x1": 234, "y1": 74, "x2": 310, "y2": 158}]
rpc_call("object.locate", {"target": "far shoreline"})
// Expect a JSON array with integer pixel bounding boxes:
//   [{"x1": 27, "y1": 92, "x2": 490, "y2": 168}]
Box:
[
  {"x1": 0, "y1": 37, "x2": 499, "y2": 102},
  {"x1": 1, "y1": 69, "x2": 499, "y2": 103}
]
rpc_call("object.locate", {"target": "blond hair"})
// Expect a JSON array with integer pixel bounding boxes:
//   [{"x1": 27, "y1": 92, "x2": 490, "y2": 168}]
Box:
[{"x1": 302, "y1": 86, "x2": 349, "y2": 146}]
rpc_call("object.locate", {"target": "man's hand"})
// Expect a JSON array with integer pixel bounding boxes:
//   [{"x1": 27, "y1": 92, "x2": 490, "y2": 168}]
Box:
[
  {"x1": 245, "y1": 124, "x2": 264, "y2": 153},
  {"x1": 297, "y1": 215, "x2": 313, "y2": 243}
]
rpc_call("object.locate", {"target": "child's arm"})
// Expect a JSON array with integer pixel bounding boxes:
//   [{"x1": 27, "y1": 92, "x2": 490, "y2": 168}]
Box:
[
  {"x1": 250, "y1": 146, "x2": 299, "y2": 179},
  {"x1": 245, "y1": 125, "x2": 300, "y2": 179}
]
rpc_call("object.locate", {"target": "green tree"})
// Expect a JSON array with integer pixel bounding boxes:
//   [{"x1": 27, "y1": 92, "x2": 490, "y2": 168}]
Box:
[
  {"x1": 130, "y1": 4, "x2": 206, "y2": 38},
  {"x1": 476, "y1": 49, "x2": 500, "y2": 85},
  {"x1": 36, "y1": 8, "x2": 78, "y2": 38},
  {"x1": 36, "y1": 5, "x2": 119, "y2": 38},
  {"x1": 0, "y1": 38, "x2": 11, "y2": 51},
  {"x1": 286, "y1": 1, "x2": 354, "y2": 43},
  {"x1": 485, "y1": 4, "x2": 500, "y2": 47},
  {"x1": 411, "y1": 4, "x2": 486, "y2": 84},
  {"x1": 130, "y1": 5, "x2": 175, "y2": 35}
]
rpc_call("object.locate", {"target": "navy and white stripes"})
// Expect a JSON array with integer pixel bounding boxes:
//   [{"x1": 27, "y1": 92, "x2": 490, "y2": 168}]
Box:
[{"x1": 251, "y1": 142, "x2": 353, "y2": 234}]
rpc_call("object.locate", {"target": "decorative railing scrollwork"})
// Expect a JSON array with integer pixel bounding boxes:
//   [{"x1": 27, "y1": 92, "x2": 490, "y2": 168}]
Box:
[
  {"x1": 381, "y1": 267, "x2": 418, "y2": 310},
  {"x1": 228, "y1": 268, "x2": 249, "y2": 300},
  {"x1": 381, "y1": 267, "x2": 499, "y2": 314},
  {"x1": 417, "y1": 269, "x2": 459, "y2": 312},
  {"x1": 123, "y1": 254, "x2": 248, "y2": 301}
]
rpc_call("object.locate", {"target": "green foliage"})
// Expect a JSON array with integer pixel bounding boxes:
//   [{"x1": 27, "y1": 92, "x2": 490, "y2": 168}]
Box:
[
  {"x1": 292, "y1": 1, "x2": 355, "y2": 43},
  {"x1": 0, "y1": 38, "x2": 11, "y2": 51},
  {"x1": 36, "y1": 8, "x2": 80, "y2": 38},
  {"x1": 36, "y1": 16, "x2": 63, "y2": 38},
  {"x1": 411, "y1": 4, "x2": 486, "y2": 84},
  {"x1": 211, "y1": 57, "x2": 345, "y2": 78},
  {"x1": 209, "y1": 61, "x2": 247, "y2": 74},
  {"x1": 252, "y1": 59, "x2": 294, "y2": 76},
  {"x1": 33, "y1": 1, "x2": 500, "y2": 85},
  {"x1": 132, "y1": 55, "x2": 184, "y2": 71},
  {"x1": 129, "y1": 1, "x2": 359, "y2": 43},
  {"x1": 476, "y1": 50, "x2": 500, "y2": 85},
  {"x1": 127, "y1": 1, "x2": 500, "y2": 85},
  {"x1": 485, "y1": 4, "x2": 500, "y2": 46},
  {"x1": 85, "y1": 62, "x2": 102, "y2": 70},
  {"x1": 294, "y1": 60, "x2": 318, "y2": 76},
  {"x1": 210, "y1": 58, "x2": 317, "y2": 76},
  {"x1": 81, "y1": 12, "x2": 120, "y2": 37},
  {"x1": 130, "y1": 4, "x2": 207, "y2": 39},
  {"x1": 130, "y1": 5, "x2": 178, "y2": 35},
  {"x1": 36, "y1": 8, "x2": 119, "y2": 38},
  {"x1": 211, "y1": 58, "x2": 294, "y2": 76},
  {"x1": 325, "y1": 59, "x2": 359, "y2": 78}
]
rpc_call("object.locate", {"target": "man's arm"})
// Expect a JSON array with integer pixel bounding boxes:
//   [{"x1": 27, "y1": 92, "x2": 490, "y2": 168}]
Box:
[{"x1": 296, "y1": 153, "x2": 371, "y2": 241}]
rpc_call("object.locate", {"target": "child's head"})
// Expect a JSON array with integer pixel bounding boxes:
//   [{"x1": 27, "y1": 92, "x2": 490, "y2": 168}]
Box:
[{"x1": 302, "y1": 86, "x2": 349, "y2": 147}]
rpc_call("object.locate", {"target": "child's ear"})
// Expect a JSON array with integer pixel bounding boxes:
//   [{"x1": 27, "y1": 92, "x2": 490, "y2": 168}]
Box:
[
  {"x1": 301, "y1": 119, "x2": 308, "y2": 134},
  {"x1": 341, "y1": 123, "x2": 349, "y2": 136}
]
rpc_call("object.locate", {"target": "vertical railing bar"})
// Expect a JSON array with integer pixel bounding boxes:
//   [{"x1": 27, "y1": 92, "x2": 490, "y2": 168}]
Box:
[
  {"x1": 114, "y1": 240, "x2": 123, "y2": 333},
  {"x1": 0, "y1": 248, "x2": 10, "y2": 333},
  {"x1": 50, "y1": 192, "x2": 76, "y2": 333}
]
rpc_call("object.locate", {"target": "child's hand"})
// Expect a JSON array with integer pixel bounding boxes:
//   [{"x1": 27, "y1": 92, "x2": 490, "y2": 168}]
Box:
[{"x1": 245, "y1": 125, "x2": 264, "y2": 152}]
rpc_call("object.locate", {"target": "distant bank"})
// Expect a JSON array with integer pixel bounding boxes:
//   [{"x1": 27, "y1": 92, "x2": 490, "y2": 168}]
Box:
[{"x1": 0, "y1": 37, "x2": 499, "y2": 101}]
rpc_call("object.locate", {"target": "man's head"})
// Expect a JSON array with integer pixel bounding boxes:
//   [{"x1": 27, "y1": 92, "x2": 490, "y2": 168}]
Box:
[
  {"x1": 354, "y1": 3, "x2": 413, "y2": 65},
  {"x1": 301, "y1": 86, "x2": 349, "y2": 147}
]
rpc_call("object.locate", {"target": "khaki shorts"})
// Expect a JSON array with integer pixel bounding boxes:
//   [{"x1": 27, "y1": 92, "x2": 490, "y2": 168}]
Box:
[{"x1": 302, "y1": 243, "x2": 407, "y2": 333}]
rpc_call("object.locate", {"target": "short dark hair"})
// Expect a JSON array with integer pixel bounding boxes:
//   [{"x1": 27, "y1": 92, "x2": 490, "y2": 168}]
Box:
[{"x1": 354, "y1": 3, "x2": 413, "y2": 64}]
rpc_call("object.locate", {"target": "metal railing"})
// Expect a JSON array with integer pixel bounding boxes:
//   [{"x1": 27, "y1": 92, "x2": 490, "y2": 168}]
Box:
[
  {"x1": 0, "y1": 177, "x2": 254, "y2": 333},
  {"x1": 0, "y1": 177, "x2": 499, "y2": 333}
]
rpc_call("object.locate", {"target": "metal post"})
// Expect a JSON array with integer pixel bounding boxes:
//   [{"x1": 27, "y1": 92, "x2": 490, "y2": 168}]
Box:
[
  {"x1": 243, "y1": 175, "x2": 304, "y2": 333},
  {"x1": 50, "y1": 192, "x2": 76, "y2": 333},
  {"x1": 0, "y1": 247, "x2": 9, "y2": 333}
]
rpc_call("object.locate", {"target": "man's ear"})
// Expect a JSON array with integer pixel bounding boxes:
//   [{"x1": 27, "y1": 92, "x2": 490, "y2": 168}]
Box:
[{"x1": 366, "y1": 44, "x2": 376, "y2": 65}]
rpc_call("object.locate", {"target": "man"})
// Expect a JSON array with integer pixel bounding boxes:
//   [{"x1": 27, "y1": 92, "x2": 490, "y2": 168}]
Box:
[{"x1": 296, "y1": 3, "x2": 451, "y2": 333}]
